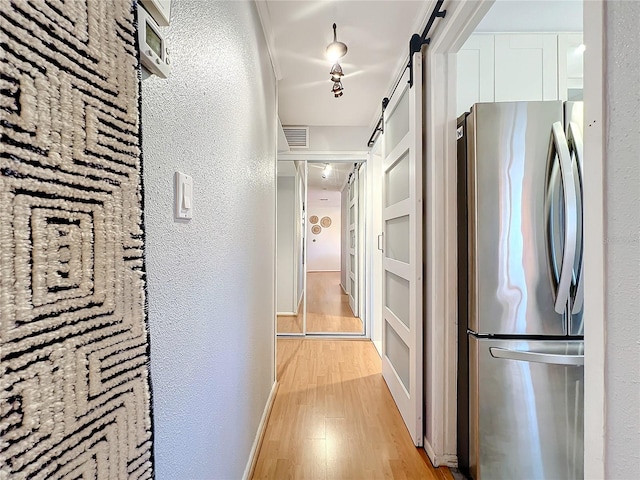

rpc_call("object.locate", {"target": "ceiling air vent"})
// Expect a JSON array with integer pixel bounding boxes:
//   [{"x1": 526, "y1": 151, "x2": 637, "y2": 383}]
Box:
[{"x1": 283, "y1": 126, "x2": 309, "y2": 149}]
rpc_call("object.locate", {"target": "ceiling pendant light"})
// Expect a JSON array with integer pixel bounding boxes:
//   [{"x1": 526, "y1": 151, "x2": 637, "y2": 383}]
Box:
[
  {"x1": 332, "y1": 81, "x2": 344, "y2": 98},
  {"x1": 325, "y1": 23, "x2": 348, "y2": 63},
  {"x1": 329, "y1": 62, "x2": 343, "y2": 82}
]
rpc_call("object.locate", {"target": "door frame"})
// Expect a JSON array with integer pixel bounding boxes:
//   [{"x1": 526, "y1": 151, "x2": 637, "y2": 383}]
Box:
[
  {"x1": 279, "y1": 152, "x2": 370, "y2": 339},
  {"x1": 422, "y1": 0, "x2": 605, "y2": 475}
]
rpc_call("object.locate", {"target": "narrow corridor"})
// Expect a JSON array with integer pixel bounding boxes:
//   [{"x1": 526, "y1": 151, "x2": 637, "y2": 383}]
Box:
[{"x1": 252, "y1": 339, "x2": 453, "y2": 479}]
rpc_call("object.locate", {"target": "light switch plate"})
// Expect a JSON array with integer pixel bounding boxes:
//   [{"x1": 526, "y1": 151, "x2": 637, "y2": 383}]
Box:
[{"x1": 174, "y1": 171, "x2": 193, "y2": 220}]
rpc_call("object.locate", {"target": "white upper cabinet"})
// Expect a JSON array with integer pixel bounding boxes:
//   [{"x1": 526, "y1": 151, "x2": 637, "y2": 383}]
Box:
[
  {"x1": 457, "y1": 33, "x2": 584, "y2": 116},
  {"x1": 457, "y1": 35, "x2": 495, "y2": 116},
  {"x1": 494, "y1": 34, "x2": 558, "y2": 102},
  {"x1": 558, "y1": 34, "x2": 584, "y2": 101}
]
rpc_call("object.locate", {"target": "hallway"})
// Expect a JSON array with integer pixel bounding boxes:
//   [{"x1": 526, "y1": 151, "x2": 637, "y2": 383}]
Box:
[
  {"x1": 306, "y1": 272, "x2": 363, "y2": 333},
  {"x1": 252, "y1": 339, "x2": 453, "y2": 479}
]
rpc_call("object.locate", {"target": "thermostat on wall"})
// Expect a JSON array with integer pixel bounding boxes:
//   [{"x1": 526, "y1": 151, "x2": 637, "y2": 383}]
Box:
[
  {"x1": 141, "y1": 0, "x2": 171, "y2": 26},
  {"x1": 137, "y1": 3, "x2": 171, "y2": 78}
]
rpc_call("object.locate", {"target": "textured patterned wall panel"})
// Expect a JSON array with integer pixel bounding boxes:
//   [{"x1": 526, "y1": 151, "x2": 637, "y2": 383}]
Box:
[{"x1": 0, "y1": 0, "x2": 154, "y2": 478}]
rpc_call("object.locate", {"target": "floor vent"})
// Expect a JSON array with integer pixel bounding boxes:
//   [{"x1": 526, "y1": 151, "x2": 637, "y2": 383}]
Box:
[{"x1": 283, "y1": 126, "x2": 309, "y2": 148}]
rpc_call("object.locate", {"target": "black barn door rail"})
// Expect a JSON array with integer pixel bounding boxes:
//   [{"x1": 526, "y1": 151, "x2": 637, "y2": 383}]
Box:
[{"x1": 367, "y1": 0, "x2": 447, "y2": 147}]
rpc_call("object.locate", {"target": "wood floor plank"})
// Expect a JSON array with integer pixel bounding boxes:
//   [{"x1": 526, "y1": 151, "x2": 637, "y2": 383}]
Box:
[
  {"x1": 252, "y1": 339, "x2": 454, "y2": 479},
  {"x1": 278, "y1": 272, "x2": 364, "y2": 334}
]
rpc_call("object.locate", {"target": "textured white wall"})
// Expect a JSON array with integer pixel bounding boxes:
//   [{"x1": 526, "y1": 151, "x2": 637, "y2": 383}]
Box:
[
  {"x1": 277, "y1": 176, "x2": 295, "y2": 312},
  {"x1": 604, "y1": 2, "x2": 640, "y2": 477},
  {"x1": 307, "y1": 205, "x2": 342, "y2": 271},
  {"x1": 307, "y1": 126, "x2": 371, "y2": 151},
  {"x1": 140, "y1": 1, "x2": 276, "y2": 478}
]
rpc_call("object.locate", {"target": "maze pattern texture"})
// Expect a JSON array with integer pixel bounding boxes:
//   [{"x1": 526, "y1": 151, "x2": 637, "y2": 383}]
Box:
[{"x1": 0, "y1": 0, "x2": 154, "y2": 478}]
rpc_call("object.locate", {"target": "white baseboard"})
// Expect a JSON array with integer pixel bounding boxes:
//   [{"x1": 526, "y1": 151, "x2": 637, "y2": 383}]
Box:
[
  {"x1": 340, "y1": 283, "x2": 348, "y2": 294},
  {"x1": 277, "y1": 311, "x2": 297, "y2": 316},
  {"x1": 423, "y1": 437, "x2": 458, "y2": 468},
  {"x1": 243, "y1": 381, "x2": 279, "y2": 480}
]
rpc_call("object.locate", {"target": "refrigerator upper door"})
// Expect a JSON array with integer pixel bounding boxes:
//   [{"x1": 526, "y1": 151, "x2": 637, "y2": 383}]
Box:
[
  {"x1": 469, "y1": 336, "x2": 584, "y2": 480},
  {"x1": 468, "y1": 101, "x2": 567, "y2": 335},
  {"x1": 565, "y1": 101, "x2": 584, "y2": 336}
]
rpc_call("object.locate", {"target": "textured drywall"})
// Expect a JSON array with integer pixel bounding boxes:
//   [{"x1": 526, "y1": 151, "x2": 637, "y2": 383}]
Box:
[
  {"x1": 307, "y1": 126, "x2": 371, "y2": 151},
  {"x1": 277, "y1": 176, "x2": 295, "y2": 312},
  {"x1": 140, "y1": 1, "x2": 276, "y2": 478},
  {"x1": 604, "y1": 1, "x2": 640, "y2": 477},
  {"x1": 308, "y1": 205, "x2": 342, "y2": 271}
]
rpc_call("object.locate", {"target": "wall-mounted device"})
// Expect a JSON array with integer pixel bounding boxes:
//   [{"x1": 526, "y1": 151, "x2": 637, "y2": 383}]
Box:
[
  {"x1": 141, "y1": 0, "x2": 171, "y2": 26},
  {"x1": 137, "y1": 3, "x2": 170, "y2": 78},
  {"x1": 174, "y1": 172, "x2": 193, "y2": 220}
]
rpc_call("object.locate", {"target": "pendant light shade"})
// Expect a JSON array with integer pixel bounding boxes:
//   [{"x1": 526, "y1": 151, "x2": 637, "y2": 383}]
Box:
[
  {"x1": 332, "y1": 81, "x2": 344, "y2": 98},
  {"x1": 325, "y1": 23, "x2": 348, "y2": 63},
  {"x1": 330, "y1": 63, "x2": 344, "y2": 82}
]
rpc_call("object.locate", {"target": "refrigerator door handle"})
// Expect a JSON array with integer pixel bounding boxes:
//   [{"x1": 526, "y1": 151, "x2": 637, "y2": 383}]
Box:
[
  {"x1": 377, "y1": 233, "x2": 384, "y2": 252},
  {"x1": 490, "y1": 347, "x2": 584, "y2": 366},
  {"x1": 568, "y1": 121, "x2": 584, "y2": 315},
  {"x1": 547, "y1": 122, "x2": 578, "y2": 314}
]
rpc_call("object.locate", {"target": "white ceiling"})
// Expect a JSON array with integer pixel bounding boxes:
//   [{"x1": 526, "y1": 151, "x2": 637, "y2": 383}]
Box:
[
  {"x1": 477, "y1": 0, "x2": 582, "y2": 33},
  {"x1": 307, "y1": 161, "x2": 353, "y2": 192},
  {"x1": 261, "y1": 0, "x2": 431, "y2": 127},
  {"x1": 261, "y1": 0, "x2": 583, "y2": 130}
]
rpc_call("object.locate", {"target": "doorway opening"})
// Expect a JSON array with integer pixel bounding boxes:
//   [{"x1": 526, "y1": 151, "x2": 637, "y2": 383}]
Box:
[
  {"x1": 306, "y1": 161, "x2": 364, "y2": 335},
  {"x1": 276, "y1": 158, "x2": 367, "y2": 337}
]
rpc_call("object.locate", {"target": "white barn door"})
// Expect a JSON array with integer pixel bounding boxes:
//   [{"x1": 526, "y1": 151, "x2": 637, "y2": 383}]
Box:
[{"x1": 381, "y1": 53, "x2": 423, "y2": 446}]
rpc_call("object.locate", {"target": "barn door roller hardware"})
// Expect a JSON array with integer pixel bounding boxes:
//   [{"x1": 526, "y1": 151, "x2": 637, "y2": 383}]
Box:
[
  {"x1": 367, "y1": 97, "x2": 390, "y2": 148},
  {"x1": 409, "y1": 1, "x2": 446, "y2": 86},
  {"x1": 366, "y1": 0, "x2": 446, "y2": 147}
]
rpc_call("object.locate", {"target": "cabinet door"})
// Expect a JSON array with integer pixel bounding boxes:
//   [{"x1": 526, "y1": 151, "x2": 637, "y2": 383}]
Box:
[
  {"x1": 494, "y1": 34, "x2": 558, "y2": 102},
  {"x1": 558, "y1": 34, "x2": 584, "y2": 101},
  {"x1": 457, "y1": 35, "x2": 495, "y2": 116}
]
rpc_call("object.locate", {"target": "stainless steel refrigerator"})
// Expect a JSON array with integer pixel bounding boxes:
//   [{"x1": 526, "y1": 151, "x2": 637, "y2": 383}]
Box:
[{"x1": 457, "y1": 101, "x2": 584, "y2": 480}]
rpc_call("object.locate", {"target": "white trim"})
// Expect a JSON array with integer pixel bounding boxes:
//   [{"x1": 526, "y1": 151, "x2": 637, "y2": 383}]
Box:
[
  {"x1": 273, "y1": 46, "x2": 280, "y2": 385},
  {"x1": 276, "y1": 311, "x2": 297, "y2": 317},
  {"x1": 254, "y1": 1, "x2": 282, "y2": 80},
  {"x1": 278, "y1": 151, "x2": 368, "y2": 162},
  {"x1": 583, "y1": 1, "x2": 606, "y2": 478},
  {"x1": 424, "y1": 437, "x2": 459, "y2": 468},
  {"x1": 422, "y1": 0, "x2": 495, "y2": 465},
  {"x1": 242, "y1": 381, "x2": 279, "y2": 480}
]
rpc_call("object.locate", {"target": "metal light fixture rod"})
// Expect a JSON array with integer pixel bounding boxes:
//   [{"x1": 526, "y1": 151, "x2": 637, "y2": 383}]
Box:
[{"x1": 326, "y1": 23, "x2": 348, "y2": 61}]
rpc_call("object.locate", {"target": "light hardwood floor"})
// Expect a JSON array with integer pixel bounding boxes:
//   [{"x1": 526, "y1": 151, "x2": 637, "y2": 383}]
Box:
[
  {"x1": 278, "y1": 272, "x2": 363, "y2": 334},
  {"x1": 252, "y1": 339, "x2": 454, "y2": 479}
]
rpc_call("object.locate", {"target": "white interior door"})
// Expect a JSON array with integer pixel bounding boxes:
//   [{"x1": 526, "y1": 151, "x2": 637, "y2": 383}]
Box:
[
  {"x1": 348, "y1": 171, "x2": 358, "y2": 316},
  {"x1": 381, "y1": 53, "x2": 423, "y2": 446}
]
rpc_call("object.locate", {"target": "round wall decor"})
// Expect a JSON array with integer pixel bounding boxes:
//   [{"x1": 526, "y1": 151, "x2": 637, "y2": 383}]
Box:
[
  {"x1": 311, "y1": 225, "x2": 322, "y2": 235},
  {"x1": 309, "y1": 215, "x2": 319, "y2": 224},
  {"x1": 320, "y1": 216, "x2": 332, "y2": 228}
]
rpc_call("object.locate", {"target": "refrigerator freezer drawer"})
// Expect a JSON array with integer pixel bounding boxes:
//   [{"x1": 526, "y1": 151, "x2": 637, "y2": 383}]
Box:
[{"x1": 469, "y1": 337, "x2": 584, "y2": 480}]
